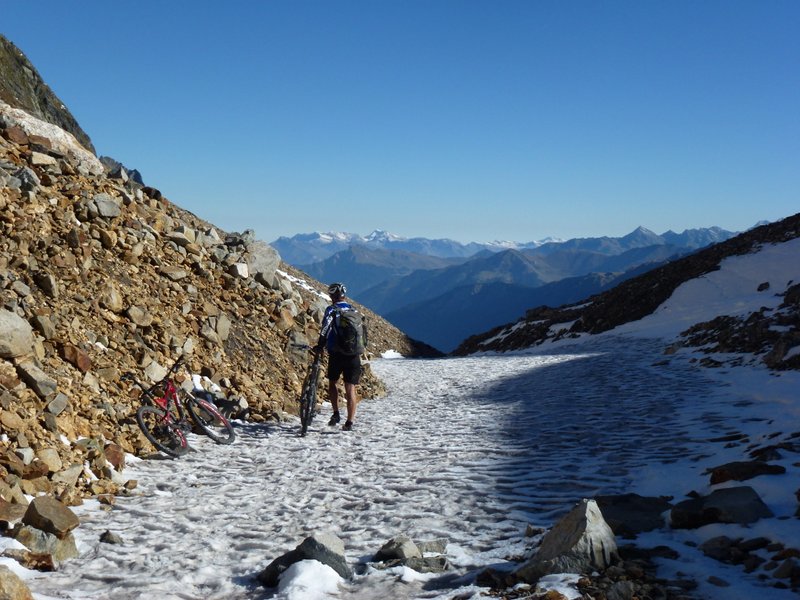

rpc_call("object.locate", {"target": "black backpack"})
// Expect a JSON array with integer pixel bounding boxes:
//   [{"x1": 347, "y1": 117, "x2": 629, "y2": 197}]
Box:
[{"x1": 332, "y1": 307, "x2": 367, "y2": 355}]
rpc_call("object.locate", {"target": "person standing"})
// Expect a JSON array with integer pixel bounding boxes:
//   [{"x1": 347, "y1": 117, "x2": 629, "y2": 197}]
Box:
[{"x1": 314, "y1": 282, "x2": 364, "y2": 431}]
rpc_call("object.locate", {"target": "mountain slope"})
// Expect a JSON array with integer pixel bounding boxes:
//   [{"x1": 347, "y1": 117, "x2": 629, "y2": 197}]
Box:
[
  {"x1": 455, "y1": 212, "x2": 800, "y2": 370},
  {"x1": 384, "y1": 258, "x2": 676, "y2": 352},
  {"x1": 359, "y1": 249, "x2": 551, "y2": 315}
]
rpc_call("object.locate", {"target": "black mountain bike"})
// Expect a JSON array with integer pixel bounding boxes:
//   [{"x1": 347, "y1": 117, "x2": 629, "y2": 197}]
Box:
[{"x1": 299, "y1": 350, "x2": 324, "y2": 436}]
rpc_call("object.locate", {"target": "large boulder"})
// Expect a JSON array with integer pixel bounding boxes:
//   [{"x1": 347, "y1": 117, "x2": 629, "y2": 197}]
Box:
[
  {"x1": 13, "y1": 525, "x2": 79, "y2": 562},
  {"x1": 373, "y1": 535, "x2": 422, "y2": 562},
  {"x1": 258, "y1": 532, "x2": 351, "y2": 588},
  {"x1": 22, "y1": 496, "x2": 79, "y2": 539},
  {"x1": 515, "y1": 499, "x2": 618, "y2": 582},
  {"x1": 670, "y1": 486, "x2": 774, "y2": 529},
  {"x1": 246, "y1": 240, "x2": 281, "y2": 286},
  {"x1": 595, "y1": 493, "x2": 673, "y2": 536},
  {"x1": 0, "y1": 309, "x2": 34, "y2": 358}
]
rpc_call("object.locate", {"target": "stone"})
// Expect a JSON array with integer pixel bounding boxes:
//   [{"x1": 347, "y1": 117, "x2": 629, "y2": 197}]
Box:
[
  {"x1": 0, "y1": 565, "x2": 34, "y2": 600},
  {"x1": 103, "y1": 443, "x2": 125, "y2": 471},
  {"x1": 595, "y1": 494, "x2": 672, "y2": 536},
  {"x1": 515, "y1": 499, "x2": 618, "y2": 582},
  {"x1": 33, "y1": 271, "x2": 59, "y2": 298},
  {"x1": 670, "y1": 486, "x2": 774, "y2": 529},
  {"x1": 36, "y1": 448, "x2": 63, "y2": 473},
  {"x1": 50, "y1": 465, "x2": 83, "y2": 488},
  {"x1": 16, "y1": 360, "x2": 58, "y2": 399},
  {"x1": 0, "y1": 410, "x2": 25, "y2": 432},
  {"x1": 14, "y1": 166, "x2": 40, "y2": 191},
  {"x1": 700, "y1": 535, "x2": 737, "y2": 561},
  {"x1": 258, "y1": 532, "x2": 352, "y2": 588},
  {"x1": 246, "y1": 240, "x2": 280, "y2": 284},
  {"x1": 1, "y1": 549, "x2": 56, "y2": 572},
  {"x1": 144, "y1": 361, "x2": 168, "y2": 383},
  {"x1": 417, "y1": 539, "x2": 448, "y2": 554},
  {"x1": 100, "y1": 530, "x2": 123, "y2": 544},
  {"x1": 13, "y1": 525, "x2": 79, "y2": 562},
  {"x1": 22, "y1": 495, "x2": 80, "y2": 539},
  {"x1": 216, "y1": 313, "x2": 232, "y2": 341},
  {"x1": 228, "y1": 263, "x2": 249, "y2": 279},
  {"x1": 160, "y1": 266, "x2": 189, "y2": 281},
  {"x1": 30, "y1": 314, "x2": 56, "y2": 340},
  {"x1": 60, "y1": 344, "x2": 92, "y2": 373},
  {"x1": 98, "y1": 228, "x2": 117, "y2": 249},
  {"x1": 374, "y1": 535, "x2": 422, "y2": 561},
  {"x1": 774, "y1": 558, "x2": 798, "y2": 579},
  {"x1": 99, "y1": 282, "x2": 124, "y2": 313},
  {"x1": 47, "y1": 393, "x2": 69, "y2": 416},
  {"x1": 0, "y1": 498, "x2": 27, "y2": 527},
  {"x1": 706, "y1": 460, "x2": 786, "y2": 484},
  {"x1": 126, "y1": 305, "x2": 153, "y2": 327},
  {"x1": 0, "y1": 309, "x2": 34, "y2": 358},
  {"x1": 93, "y1": 193, "x2": 121, "y2": 218},
  {"x1": 30, "y1": 151, "x2": 57, "y2": 166}
]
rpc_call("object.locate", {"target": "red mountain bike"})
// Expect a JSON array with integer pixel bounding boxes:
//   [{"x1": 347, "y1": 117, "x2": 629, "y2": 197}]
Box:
[{"x1": 124, "y1": 356, "x2": 235, "y2": 458}]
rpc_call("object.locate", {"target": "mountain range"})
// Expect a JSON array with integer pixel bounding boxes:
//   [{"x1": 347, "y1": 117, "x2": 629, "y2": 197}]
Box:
[
  {"x1": 271, "y1": 229, "x2": 562, "y2": 265},
  {"x1": 276, "y1": 226, "x2": 738, "y2": 351},
  {"x1": 455, "y1": 212, "x2": 800, "y2": 367}
]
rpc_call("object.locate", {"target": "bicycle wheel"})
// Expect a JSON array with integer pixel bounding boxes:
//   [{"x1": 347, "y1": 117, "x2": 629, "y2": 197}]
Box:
[
  {"x1": 185, "y1": 395, "x2": 236, "y2": 444},
  {"x1": 136, "y1": 405, "x2": 189, "y2": 458},
  {"x1": 299, "y1": 372, "x2": 319, "y2": 436}
]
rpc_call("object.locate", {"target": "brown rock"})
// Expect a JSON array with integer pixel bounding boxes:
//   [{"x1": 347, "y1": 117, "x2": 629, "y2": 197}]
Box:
[
  {"x1": 707, "y1": 460, "x2": 786, "y2": 484},
  {"x1": 60, "y1": 344, "x2": 92, "y2": 373},
  {"x1": 0, "y1": 498, "x2": 27, "y2": 527},
  {"x1": 103, "y1": 443, "x2": 125, "y2": 470},
  {"x1": 0, "y1": 549, "x2": 55, "y2": 571},
  {"x1": 22, "y1": 495, "x2": 80, "y2": 539}
]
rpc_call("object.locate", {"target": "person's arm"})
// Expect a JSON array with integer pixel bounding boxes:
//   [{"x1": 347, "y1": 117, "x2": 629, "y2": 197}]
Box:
[{"x1": 315, "y1": 307, "x2": 334, "y2": 352}]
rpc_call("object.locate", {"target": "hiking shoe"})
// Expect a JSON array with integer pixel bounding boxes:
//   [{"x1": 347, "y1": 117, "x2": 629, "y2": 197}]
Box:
[
  {"x1": 328, "y1": 413, "x2": 341, "y2": 426},
  {"x1": 342, "y1": 420, "x2": 353, "y2": 431}
]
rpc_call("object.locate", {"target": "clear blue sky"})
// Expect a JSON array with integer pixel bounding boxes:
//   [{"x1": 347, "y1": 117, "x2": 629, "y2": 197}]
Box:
[{"x1": 4, "y1": 1, "x2": 798, "y2": 243}]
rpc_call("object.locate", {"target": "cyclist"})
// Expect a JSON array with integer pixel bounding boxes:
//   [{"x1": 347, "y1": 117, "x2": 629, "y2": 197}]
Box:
[{"x1": 314, "y1": 282, "x2": 361, "y2": 431}]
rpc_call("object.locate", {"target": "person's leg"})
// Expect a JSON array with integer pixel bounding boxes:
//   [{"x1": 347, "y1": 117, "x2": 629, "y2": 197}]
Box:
[
  {"x1": 328, "y1": 379, "x2": 339, "y2": 414},
  {"x1": 327, "y1": 354, "x2": 343, "y2": 425},
  {"x1": 341, "y1": 355, "x2": 361, "y2": 430},
  {"x1": 343, "y1": 382, "x2": 357, "y2": 424}
]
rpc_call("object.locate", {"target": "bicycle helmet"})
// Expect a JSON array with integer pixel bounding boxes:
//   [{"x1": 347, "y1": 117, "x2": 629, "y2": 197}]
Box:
[{"x1": 327, "y1": 282, "x2": 346, "y2": 298}]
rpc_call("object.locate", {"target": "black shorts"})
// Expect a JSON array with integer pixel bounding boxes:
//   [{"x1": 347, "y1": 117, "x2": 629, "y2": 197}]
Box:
[{"x1": 327, "y1": 352, "x2": 362, "y2": 385}]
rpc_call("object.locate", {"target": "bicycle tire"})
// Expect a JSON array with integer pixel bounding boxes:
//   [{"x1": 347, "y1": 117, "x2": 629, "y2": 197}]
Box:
[
  {"x1": 136, "y1": 405, "x2": 189, "y2": 458},
  {"x1": 299, "y1": 362, "x2": 320, "y2": 436},
  {"x1": 185, "y1": 395, "x2": 236, "y2": 444}
]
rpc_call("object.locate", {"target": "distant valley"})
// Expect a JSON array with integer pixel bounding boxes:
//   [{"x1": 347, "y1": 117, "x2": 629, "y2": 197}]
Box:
[{"x1": 272, "y1": 226, "x2": 738, "y2": 352}]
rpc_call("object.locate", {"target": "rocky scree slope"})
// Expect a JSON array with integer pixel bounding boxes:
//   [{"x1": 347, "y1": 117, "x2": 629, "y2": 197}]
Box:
[
  {"x1": 0, "y1": 103, "x2": 429, "y2": 511},
  {"x1": 455, "y1": 212, "x2": 800, "y2": 370}
]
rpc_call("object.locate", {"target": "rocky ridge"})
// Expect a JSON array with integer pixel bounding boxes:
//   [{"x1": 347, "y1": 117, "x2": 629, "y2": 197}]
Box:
[{"x1": 0, "y1": 35, "x2": 94, "y2": 154}]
